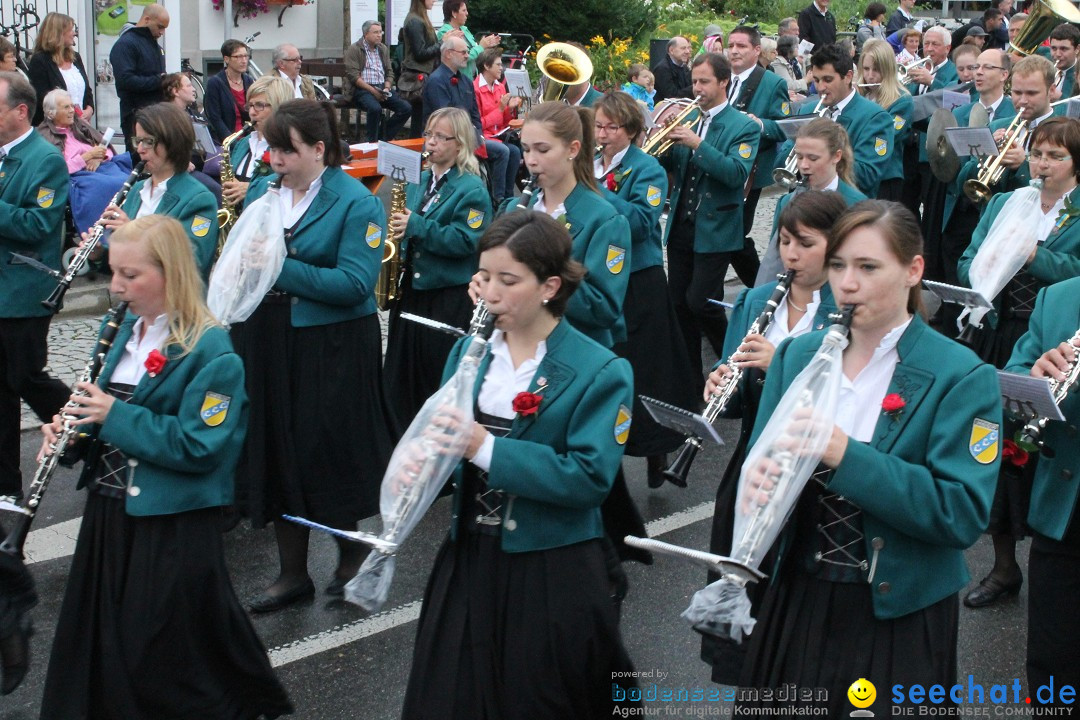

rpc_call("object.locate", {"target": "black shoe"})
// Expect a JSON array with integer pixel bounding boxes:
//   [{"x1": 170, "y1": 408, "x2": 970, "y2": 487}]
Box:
[
  {"x1": 0, "y1": 614, "x2": 32, "y2": 695},
  {"x1": 248, "y1": 578, "x2": 315, "y2": 614},
  {"x1": 963, "y1": 573, "x2": 1022, "y2": 608},
  {"x1": 646, "y1": 454, "x2": 667, "y2": 489},
  {"x1": 325, "y1": 577, "x2": 348, "y2": 597}
]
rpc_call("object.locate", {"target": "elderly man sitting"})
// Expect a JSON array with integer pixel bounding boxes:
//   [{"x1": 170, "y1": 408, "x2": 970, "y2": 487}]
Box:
[
  {"x1": 36, "y1": 88, "x2": 133, "y2": 233},
  {"x1": 270, "y1": 43, "x2": 316, "y2": 99}
]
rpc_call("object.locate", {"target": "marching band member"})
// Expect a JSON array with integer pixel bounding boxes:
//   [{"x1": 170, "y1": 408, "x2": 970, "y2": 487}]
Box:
[
  {"x1": 1049, "y1": 23, "x2": 1079, "y2": 100},
  {"x1": 1005, "y1": 277, "x2": 1080, "y2": 705},
  {"x1": 738, "y1": 201, "x2": 1000, "y2": 716},
  {"x1": 952, "y1": 43, "x2": 982, "y2": 86},
  {"x1": 797, "y1": 44, "x2": 895, "y2": 198},
  {"x1": 402, "y1": 211, "x2": 636, "y2": 720},
  {"x1": 726, "y1": 25, "x2": 793, "y2": 285},
  {"x1": 500, "y1": 101, "x2": 631, "y2": 350},
  {"x1": 594, "y1": 91, "x2": 697, "y2": 489},
  {"x1": 858, "y1": 39, "x2": 913, "y2": 202},
  {"x1": 220, "y1": 74, "x2": 292, "y2": 210},
  {"x1": 0, "y1": 538, "x2": 34, "y2": 695},
  {"x1": 385, "y1": 107, "x2": 491, "y2": 425},
  {"x1": 702, "y1": 190, "x2": 845, "y2": 684},
  {"x1": 98, "y1": 102, "x2": 219, "y2": 279},
  {"x1": 38, "y1": 215, "x2": 293, "y2": 720},
  {"x1": 957, "y1": 117, "x2": 1080, "y2": 609},
  {"x1": 233, "y1": 99, "x2": 396, "y2": 610},
  {"x1": 661, "y1": 52, "x2": 760, "y2": 381}
]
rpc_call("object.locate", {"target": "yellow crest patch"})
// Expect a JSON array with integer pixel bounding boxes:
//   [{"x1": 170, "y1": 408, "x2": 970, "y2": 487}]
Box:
[
  {"x1": 738, "y1": 143, "x2": 752, "y2": 159},
  {"x1": 874, "y1": 137, "x2": 888, "y2": 157},
  {"x1": 36, "y1": 187, "x2": 55, "y2": 208},
  {"x1": 605, "y1": 245, "x2": 626, "y2": 275},
  {"x1": 366, "y1": 222, "x2": 383, "y2": 248},
  {"x1": 191, "y1": 215, "x2": 211, "y2": 238},
  {"x1": 781, "y1": 101, "x2": 791, "y2": 116},
  {"x1": 200, "y1": 392, "x2": 231, "y2": 427},
  {"x1": 614, "y1": 404, "x2": 632, "y2": 445},
  {"x1": 969, "y1": 418, "x2": 1000, "y2": 464},
  {"x1": 646, "y1": 185, "x2": 662, "y2": 207},
  {"x1": 467, "y1": 208, "x2": 485, "y2": 229},
  {"x1": 893, "y1": 114, "x2": 906, "y2": 131}
]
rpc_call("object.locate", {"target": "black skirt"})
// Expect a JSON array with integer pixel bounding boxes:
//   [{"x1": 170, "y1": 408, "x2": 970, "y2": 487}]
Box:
[
  {"x1": 383, "y1": 281, "x2": 473, "y2": 427},
  {"x1": 402, "y1": 533, "x2": 636, "y2": 720},
  {"x1": 231, "y1": 302, "x2": 396, "y2": 528},
  {"x1": 612, "y1": 266, "x2": 699, "y2": 457},
  {"x1": 40, "y1": 493, "x2": 293, "y2": 720}
]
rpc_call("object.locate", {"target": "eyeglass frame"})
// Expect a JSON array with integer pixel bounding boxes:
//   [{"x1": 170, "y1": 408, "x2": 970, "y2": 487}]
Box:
[{"x1": 133, "y1": 136, "x2": 158, "y2": 149}]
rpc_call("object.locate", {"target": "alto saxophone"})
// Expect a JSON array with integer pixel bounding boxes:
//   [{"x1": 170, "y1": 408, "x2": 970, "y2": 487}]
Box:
[
  {"x1": 216, "y1": 123, "x2": 256, "y2": 257},
  {"x1": 377, "y1": 152, "x2": 431, "y2": 311}
]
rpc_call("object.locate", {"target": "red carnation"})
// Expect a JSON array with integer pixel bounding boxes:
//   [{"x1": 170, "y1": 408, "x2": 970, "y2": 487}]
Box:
[
  {"x1": 512, "y1": 391, "x2": 543, "y2": 417},
  {"x1": 418, "y1": 74, "x2": 425, "y2": 82},
  {"x1": 261, "y1": 149, "x2": 270, "y2": 164},
  {"x1": 881, "y1": 393, "x2": 905, "y2": 416},
  {"x1": 451, "y1": 76, "x2": 459, "y2": 86},
  {"x1": 1003, "y1": 438, "x2": 1030, "y2": 467},
  {"x1": 605, "y1": 172, "x2": 617, "y2": 191},
  {"x1": 144, "y1": 349, "x2": 167, "y2": 377}
]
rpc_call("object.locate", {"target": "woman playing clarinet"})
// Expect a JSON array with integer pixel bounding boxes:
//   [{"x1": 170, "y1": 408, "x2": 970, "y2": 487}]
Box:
[
  {"x1": 385, "y1": 107, "x2": 492, "y2": 425},
  {"x1": 737, "y1": 201, "x2": 1000, "y2": 716},
  {"x1": 38, "y1": 215, "x2": 292, "y2": 719},
  {"x1": 402, "y1": 211, "x2": 636, "y2": 720}
]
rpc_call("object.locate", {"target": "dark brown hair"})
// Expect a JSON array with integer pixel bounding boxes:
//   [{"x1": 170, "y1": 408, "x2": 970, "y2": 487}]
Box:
[
  {"x1": 160, "y1": 72, "x2": 185, "y2": 101},
  {"x1": 477, "y1": 47, "x2": 502, "y2": 73},
  {"x1": 778, "y1": 190, "x2": 848, "y2": 237},
  {"x1": 478, "y1": 211, "x2": 585, "y2": 316},
  {"x1": 691, "y1": 51, "x2": 732, "y2": 83},
  {"x1": 1028, "y1": 116, "x2": 1080, "y2": 180},
  {"x1": 263, "y1": 98, "x2": 346, "y2": 166},
  {"x1": 593, "y1": 91, "x2": 645, "y2": 141},
  {"x1": 134, "y1": 102, "x2": 195, "y2": 171}
]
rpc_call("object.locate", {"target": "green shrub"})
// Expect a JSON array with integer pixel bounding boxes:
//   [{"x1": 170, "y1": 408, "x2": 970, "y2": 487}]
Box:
[{"x1": 470, "y1": 0, "x2": 658, "y2": 45}]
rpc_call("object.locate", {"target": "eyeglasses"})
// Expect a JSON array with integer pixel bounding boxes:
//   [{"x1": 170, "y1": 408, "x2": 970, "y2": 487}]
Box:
[
  {"x1": 229, "y1": 53, "x2": 250, "y2": 60},
  {"x1": 1028, "y1": 150, "x2": 1071, "y2": 163},
  {"x1": 283, "y1": 56, "x2": 303, "y2": 62},
  {"x1": 976, "y1": 63, "x2": 1006, "y2": 71},
  {"x1": 450, "y1": 49, "x2": 468, "y2": 55},
  {"x1": 133, "y1": 136, "x2": 158, "y2": 149},
  {"x1": 422, "y1": 131, "x2": 457, "y2": 143},
  {"x1": 958, "y1": 64, "x2": 980, "y2": 73},
  {"x1": 594, "y1": 123, "x2": 624, "y2": 133},
  {"x1": 246, "y1": 101, "x2": 271, "y2": 111}
]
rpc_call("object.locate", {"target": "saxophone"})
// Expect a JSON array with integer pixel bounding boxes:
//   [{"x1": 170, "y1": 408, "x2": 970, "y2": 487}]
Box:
[
  {"x1": 377, "y1": 152, "x2": 431, "y2": 311},
  {"x1": 216, "y1": 123, "x2": 256, "y2": 257}
]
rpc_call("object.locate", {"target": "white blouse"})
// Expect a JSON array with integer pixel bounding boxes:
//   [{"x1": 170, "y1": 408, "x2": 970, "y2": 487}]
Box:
[
  {"x1": 110, "y1": 314, "x2": 170, "y2": 386},
  {"x1": 835, "y1": 318, "x2": 911, "y2": 443},
  {"x1": 764, "y1": 290, "x2": 822, "y2": 347}
]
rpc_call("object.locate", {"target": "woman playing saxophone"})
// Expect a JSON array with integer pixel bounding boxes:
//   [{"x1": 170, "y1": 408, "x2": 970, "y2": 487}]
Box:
[{"x1": 220, "y1": 75, "x2": 292, "y2": 215}]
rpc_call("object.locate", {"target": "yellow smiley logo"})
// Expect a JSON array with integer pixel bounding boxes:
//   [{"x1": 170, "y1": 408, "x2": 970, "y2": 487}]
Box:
[{"x1": 848, "y1": 678, "x2": 876, "y2": 709}]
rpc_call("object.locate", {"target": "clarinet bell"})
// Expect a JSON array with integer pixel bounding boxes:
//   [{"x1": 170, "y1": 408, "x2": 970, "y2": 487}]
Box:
[
  {"x1": 661, "y1": 440, "x2": 699, "y2": 489},
  {"x1": 956, "y1": 322, "x2": 980, "y2": 349}
]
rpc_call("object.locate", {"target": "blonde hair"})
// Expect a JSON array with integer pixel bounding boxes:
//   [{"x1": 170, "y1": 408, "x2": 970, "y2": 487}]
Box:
[
  {"x1": 109, "y1": 216, "x2": 219, "y2": 356},
  {"x1": 798, "y1": 117, "x2": 858, "y2": 190},
  {"x1": 247, "y1": 75, "x2": 293, "y2": 110},
  {"x1": 34, "y1": 12, "x2": 75, "y2": 65},
  {"x1": 859, "y1": 39, "x2": 909, "y2": 111},
  {"x1": 425, "y1": 107, "x2": 480, "y2": 175}
]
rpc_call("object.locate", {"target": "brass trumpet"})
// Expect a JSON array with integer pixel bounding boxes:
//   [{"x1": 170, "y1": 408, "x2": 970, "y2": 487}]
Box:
[
  {"x1": 897, "y1": 56, "x2": 933, "y2": 83},
  {"x1": 641, "y1": 97, "x2": 703, "y2": 156},
  {"x1": 772, "y1": 97, "x2": 825, "y2": 190}
]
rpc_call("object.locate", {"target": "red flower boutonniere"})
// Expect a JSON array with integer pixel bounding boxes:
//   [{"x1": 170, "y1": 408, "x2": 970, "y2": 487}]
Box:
[
  {"x1": 451, "y1": 76, "x2": 459, "y2": 86},
  {"x1": 881, "y1": 393, "x2": 906, "y2": 418},
  {"x1": 512, "y1": 391, "x2": 543, "y2": 417},
  {"x1": 261, "y1": 149, "x2": 270, "y2": 164},
  {"x1": 144, "y1": 349, "x2": 167, "y2": 378},
  {"x1": 418, "y1": 73, "x2": 425, "y2": 82},
  {"x1": 605, "y1": 172, "x2": 617, "y2": 191},
  {"x1": 1003, "y1": 438, "x2": 1031, "y2": 467}
]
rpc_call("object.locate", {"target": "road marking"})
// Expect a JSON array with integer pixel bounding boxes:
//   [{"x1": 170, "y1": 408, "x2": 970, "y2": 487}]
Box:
[
  {"x1": 24, "y1": 517, "x2": 82, "y2": 565},
  {"x1": 266, "y1": 500, "x2": 716, "y2": 667}
]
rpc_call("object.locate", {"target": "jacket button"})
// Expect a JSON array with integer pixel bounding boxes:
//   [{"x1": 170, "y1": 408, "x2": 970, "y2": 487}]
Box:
[
  {"x1": 414, "y1": 251, "x2": 421, "y2": 259},
  {"x1": 291, "y1": 297, "x2": 299, "y2": 305},
  {"x1": 1062, "y1": 469, "x2": 1074, "y2": 480},
  {"x1": 504, "y1": 519, "x2": 517, "y2": 531},
  {"x1": 127, "y1": 458, "x2": 139, "y2": 468},
  {"x1": 413, "y1": 272, "x2": 421, "y2": 279},
  {"x1": 128, "y1": 486, "x2": 141, "y2": 497},
  {"x1": 878, "y1": 581, "x2": 891, "y2": 594},
  {"x1": 288, "y1": 247, "x2": 297, "y2": 255},
  {"x1": 872, "y1": 536, "x2": 885, "y2": 550}
]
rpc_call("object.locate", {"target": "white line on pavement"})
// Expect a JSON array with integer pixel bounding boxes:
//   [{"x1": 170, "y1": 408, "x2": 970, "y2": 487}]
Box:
[{"x1": 24, "y1": 517, "x2": 82, "y2": 565}]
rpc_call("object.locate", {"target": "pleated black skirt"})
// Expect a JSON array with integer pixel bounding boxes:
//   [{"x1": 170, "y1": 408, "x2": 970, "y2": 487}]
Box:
[
  {"x1": 383, "y1": 282, "x2": 473, "y2": 427},
  {"x1": 402, "y1": 533, "x2": 636, "y2": 720},
  {"x1": 231, "y1": 302, "x2": 396, "y2": 528},
  {"x1": 613, "y1": 266, "x2": 699, "y2": 457},
  {"x1": 738, "y1": 563, "x2": 958, "y2": 717},
  {"x1": 40, "y1": 493, "x2": 293, "y2": 720}
]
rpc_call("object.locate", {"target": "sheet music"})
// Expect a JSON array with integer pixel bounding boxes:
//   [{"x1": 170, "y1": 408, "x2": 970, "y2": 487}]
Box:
[
  {"x1": 944, "y1": 126, "x2": 998, "y2": 158},
  {"x1": 997, "y1": 371, "x2": 1066, "y2": 421},
  {"x1": 503, "y1": 69, "x2": 532, "y2": 100},
  {"x1": 377, "y1": 141, "x2": 423, "y2": 184},
  {"x1": 193, "y1": 122, "x2": 215, "y2": 156},
  {"x1": 922, "y1": 280, "x2": 993, "y2": 309},
  {"x1": 776, "y1": 116, "x2": 817, "y2": 140},
  {"x1": 943, "y1": 90, "x2": 969, "y2": 111}
]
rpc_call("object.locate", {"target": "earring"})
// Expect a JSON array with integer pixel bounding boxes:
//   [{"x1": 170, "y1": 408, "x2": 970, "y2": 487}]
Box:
[{"x1": 542, "y1": 298, "x2": 549, "y2": 305}]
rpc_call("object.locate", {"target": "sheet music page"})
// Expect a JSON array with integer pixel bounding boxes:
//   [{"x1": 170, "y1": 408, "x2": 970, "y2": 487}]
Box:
[{"x1": 377, "y1": 142, "x2": 423, "y2": 184}]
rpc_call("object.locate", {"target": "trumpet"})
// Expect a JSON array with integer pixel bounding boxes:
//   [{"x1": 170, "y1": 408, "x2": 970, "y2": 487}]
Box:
[
  {"x1": 1016, "y1": 326, "x2": 1080, "y2": 456},
  {"x1": 662, "y1": 270, "x2": 796, "y2": 487},
  {"x1": 897, "y1": 56, "x2": 934, "y2": 83},
  {"x1": 641, "y1": 96, "x2": 703, "y2": 157},
  {"x1": 772, "y1": 98, "x2": 825, "y2": 190}
]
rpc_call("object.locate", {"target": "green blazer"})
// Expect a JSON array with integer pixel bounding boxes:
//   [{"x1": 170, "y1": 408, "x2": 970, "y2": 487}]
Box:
[
  {"x1": 956, "y1": 103, "x2": 1068, "y2": 198},
  {"x1": 0, "y1": 130, "x2": 69, "y2": 318},
  {"x1": 661, "y1": 103, "x2": 760, "y2": 253},
  {"x1": 77, "y1": 318, "x2": 248, "y2": 517},
  {"x1": 598, "y1": 143, "x2": 667, "y2": 272},
  {"x1": 121, "y1": 171, "x2": 218, "y2": 280},
  {"x1": 737, "y1": 68, "x2": 793, "y2": 191},
  {"x1": 248, "y1": 166, "x2": 386, "y2": 327},
  {"x1": 404, "y1": 167, "x2": 490, "y2": 290},
  {"x1": 443, "y1": 318, "x2": 633, "y2": 552},
  {"x1": 945, "y1": 97, "x2": 1016, "y2": 229},
  {"x1": 753, "y1": 315, "x2": 1001, "y2": 619},
  {"x1": 1005, "y1": 277, "x2": 1080, "y2": 540},
  {"x1": 958, "y1": 185, "x2": 1080, "y2": 326},
  {"x1": 881, "y1": 93, "x2": 914, "y2": 183},
  {"x1": 578, "y1": 85, "x2": 603, "y2": 108},
  {"x1": 504, "y1": 183, "x2": 630, "y2": 348},
  {"x1": 798, "y1": 91, "x2": 894, "y2": 197}
]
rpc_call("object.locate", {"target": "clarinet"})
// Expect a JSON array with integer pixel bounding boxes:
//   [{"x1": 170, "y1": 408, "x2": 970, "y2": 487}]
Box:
[
  {"x1": 519, "y1": 174, "x2": 538, "y2": 202},
  {"x1": 0, "y1": 302, "x2": 129, "y2": 558},
  {"x1": 42, "y1": 163, "x2": 148, "y2": 313},
  {"x1": 1017, "y1": 326, "x2": 1080, "y2": 455},
  {"x1": 663, "y1": 270, "x2": 797, "y2": 486}
]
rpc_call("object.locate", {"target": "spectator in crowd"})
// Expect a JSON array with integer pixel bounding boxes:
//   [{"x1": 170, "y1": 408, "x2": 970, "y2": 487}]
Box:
[
  {"x1": 474, "y1": 47, "x2": 522, "y2": 201},
  {"x1": 798, "y1": 0, "x2": 837, "y2": 51},
  {"x1": 344, "y1": 20, "x2": 413, "y2": 143},
  {"x1": 952, "y1": 9, "x2": 1003, "y2": 50},
  {"x1": 886, "y1": 0, "x2": 916, "y2": 36},
  {"x1": 652, "y1": 36, "x2": 693, "y2": 102},
  {"x1": 760, "y1": 37, "x2": 778, "y2": 70},
  {"x1": 775, "y1": 35, "x2": 809, "y2": 95},
  {"x1": 0, "y1": 38, "x2": 18, "y2": 74},
  {"x1": 109, "y1": 3, "x2": 168, "y2": 151},
  {"x1": 897, "y1": 28, "x2": 922, "y2": 65},
  {"x1": 435, "y1": 0, "x2": 500, "y2": 80},
  {"x1": 162, "y1": 71, "x2": 222, "y2": 182},
  {"x1": 270, "y1": 43, "x2": 315, "y2": 99},
  {"x1": 27, "y1": 12, "x2": 93, "y2": 126},
  {"x1": 204, "y1": 39, "x2": 253, "y2": 144},
  {"x1": 856, "y1": 3, "x2": 888, "y2": 56},
  {"x1": 621, "y1": 63, "x2": 656, "y2": 110}
]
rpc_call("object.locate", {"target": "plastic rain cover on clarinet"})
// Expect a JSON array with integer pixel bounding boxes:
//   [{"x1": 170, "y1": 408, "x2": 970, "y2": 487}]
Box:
[
  {"x1": 207, "y1": 186, "x2": 286, "y2": 327},
  {"x1": 682, "y1": 319, "x2": 850, "y2": 642}
]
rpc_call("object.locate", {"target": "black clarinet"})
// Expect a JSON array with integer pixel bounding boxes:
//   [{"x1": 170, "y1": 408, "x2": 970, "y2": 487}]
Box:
[
  {"x1": 42, "y1": 163, "x2": 147, "y2": 313},
  {"x1": 0, "y1": 302, "x2": 128, "y2": 558}
]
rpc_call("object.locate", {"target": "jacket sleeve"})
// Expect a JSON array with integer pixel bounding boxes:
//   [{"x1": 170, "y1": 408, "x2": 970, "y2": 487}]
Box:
[
  {"x1": 758, "y1": 79, "x2": 793, "y2": 144},
  {"x1": 27, "y1": 53, "x2": 54, "y2": 126},
  {"x1": 343, "y1": 44, "x2": 363, "y2": 90},
  {"x1": 404, "y1": 17, "x2": 441, "y2": 64},
  {"x1": 0, "y1": 149, "x2": 69, "y2": 244},
  {"x1": 110, "y1": 37, "x2": 164, "y2": 95},
  {"x1": 1026, "y1": 232, "x2": 1080, "y2": 284},
  {"x1": 99, "y1": 352, "x2": 247, "y2": 473},
  {"x1": 275, "y1": 192, "x2": 385, "y2": 305},
  {"x1": 203, "y1": 75, "x2": 232, "y2": 144},
  {"x1": 564, "y1": 213, "x2": 630, "y2": 337},
  {"x1": 177, "y1": 189, "x2": 219, "y2": 278},
  {"x1": 851, "y1": 110, "x2": 894, "y2": 194},
  {"x1": 693, "y1": 120, "x2": 759, "y2": 188},
  {"x1": 487, "y1": 357, "x2": 633, "y2": 509},
  {"x1": 405, "y1": 180, "x2": 491, "y2": 258}
]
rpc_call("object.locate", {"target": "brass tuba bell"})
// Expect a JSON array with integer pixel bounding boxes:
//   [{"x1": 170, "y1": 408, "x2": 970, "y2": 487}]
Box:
[
  {"x1": 1009, "y1": 0, "x2": 1080, "y2": 56},
  {"x1": 535, "y1": 42, "x2": 594, "y2": 102}
]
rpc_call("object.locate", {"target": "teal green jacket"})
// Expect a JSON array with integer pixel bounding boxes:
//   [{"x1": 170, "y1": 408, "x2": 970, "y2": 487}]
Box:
[
  {"x1": 1061, "y1": 64, "x2": 1076, "y2": 99},
  {"x1": 248, "y1": 167, "x2": 386, "y2": 327},
  {"x1": 598, "y1": 144, "x2": 666, "y2": 272},
  {"x1": 121, "y1": 172, "x2": 218, "y2": 280},
  {"x1": 76, "y1": 318, "x2": 248, "y2": 517},
  {"x1": 771, "y1": 180, "x2": 866, "y2": 231},
  {"x1": 577, "y1": 85, "x2": 603, "y2": 108},
  {"x1": 722, "y1": 281, "x2": 838, "y2": 362},
  {"x1": 958, "y1": 186, "x2": 1080, "y2": 327},
  {"x1": 881, "y1": 93, "x2": 913, "y2": 183},
  {"x1": 739, "y1": 68, "x2": 793, "y2": 191},
  {"x1": 661, "y1": 103, "x2": 760, "y2": 253},
  {"x1": 504, "y1": 184, "x2": 630, "y2": 347},
  {"x1": 956, "y1": 103, "x2": 1067, "y2": 199},
  {"x1": 1005, "y1": 277, "x2": 1080, "y2": 540},
  {"x1": 443, "y1": 319, "x2": 634, "y2": 552},
  {"x1": 0, "y1": 130, "x2": 69, "y2": 318},
  {"x1": 404, "y1": 167, "x2": 490, "y2": 290},
  {"x1": 945, "y1": 97, "x2": 1016, "y2": 229},
  {"x1": 799, "y1": 91, "x2": 894, "y2": 196},
  {"x1": 752, "y1": 316, "x2": 1001, "y2": 619}
]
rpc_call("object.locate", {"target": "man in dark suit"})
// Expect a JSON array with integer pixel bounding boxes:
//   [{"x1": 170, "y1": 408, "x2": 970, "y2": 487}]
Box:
[
  {"x1": 885, "y1": 0, "x2": 916, "y2": 36},
  {"x1": 344, "y1": 20, "x2": 413, "y2": 142},
  {"x1": 109, "y1": 3, "x2": 168, "y2": 151},
  {"x1": 651, "y1": 36, "x2": 692, "y2": 102},
  {"x1": 798, "y1": 0, "x2": 836, "y2": 51}
]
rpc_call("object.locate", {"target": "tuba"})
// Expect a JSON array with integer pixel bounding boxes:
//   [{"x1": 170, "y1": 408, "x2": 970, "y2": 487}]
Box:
[
  {"x1": 216, "y1": 122, "x2": 256, "y2": 255},
  {"x1": 641, "y1": 97, "x2": 703, "y2": 157},
  {"x1": 535, "y1": 42, "x2": 593, "y2": 102},
  {"x1": 1009, "y1": 0, "x2": 1080, "y2": 56}
]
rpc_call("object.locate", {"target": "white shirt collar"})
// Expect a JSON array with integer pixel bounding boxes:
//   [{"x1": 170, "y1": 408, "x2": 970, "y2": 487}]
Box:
[
  {"x1": 698, "y1": 101, "x2": 727, "y2": 138},
  {"x1": 835, "y1": 317, "x2": 913, "y2": 442},
  {"x1": 279, "y1": 68, "x2": 303, "y2": 97},
  {"x1": 111, "y1": 313, "x2": 171, "y2": 386},
  {"x1": 1, "y1": 127, "x2": 33, "y2": 156},
  {"x1": 595, "y1": 145, "x2": 630, "y2": 178},
  {"x1": 533, "y1": 190, "x2": 566, "y2": 219},
  {"x1": 824, "y1": 174, "x2": 840, "y2": 192},
  {"x1": 734, "y1": 66, "x2": 756, "y2": 83},
  {"x1": 477, "y1": 73, "x2": 492, "y2": 89},
  {"x1": 831, "y1": 88, "x2": 857, "y2": 115},
  {"x1": 814, "y1": 1, "x2": 829, "y2": 15},
  {"x1": 278, "y1": 168, "x2": 327, "y2": 227},
  {"x1": 137, "y1": 177, "x2": 169, "y2": 217},
  {"x1": 571, "y1": 84, "x2": 593, "y2": 106},
  {"x1": 981, "y1": 94, "x2": 1004, "y2": 113}
]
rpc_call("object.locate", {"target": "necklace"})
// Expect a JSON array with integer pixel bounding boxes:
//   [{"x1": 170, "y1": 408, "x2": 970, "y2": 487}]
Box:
[{"x1": 787, "y1": 296, "x2": 807, "y2": 313}]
